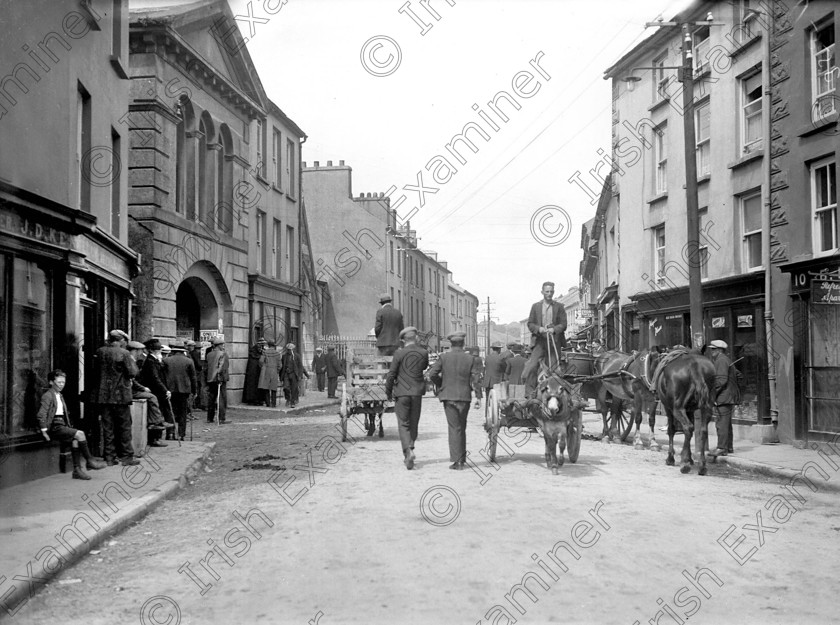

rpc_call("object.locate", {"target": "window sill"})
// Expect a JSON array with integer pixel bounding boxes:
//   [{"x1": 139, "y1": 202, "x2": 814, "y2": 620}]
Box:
[
  {"x1": 648, "y1": 98, "x2": 671, "y2": 113},
  {"x1": 647, "y1": 192, "x2": 668, "y2": 205},
  {"x1": 255, "y1": 174, "x2": 270, "y2": 187},
  {"x1": 727, "y1": 150, "x2": 763, "y2": 170},
  {"x1": 797, "y1": 112, "x2": 839, "y2": 137},
  {"x1": 110, "y1": 56, "x2": 129, "y2": 80},
  {"x1": 272, "y1": 183, "x2": 283, "y2": 195},
  {"x1": 286, "y1": 193, "x2": 297, "y2": 202},
  {"x1": 697, "y1": 174, "x2": 711, "y2": 185},
  {"x1": 728, "y1": 33, "x2": 762, "y2": 59}
]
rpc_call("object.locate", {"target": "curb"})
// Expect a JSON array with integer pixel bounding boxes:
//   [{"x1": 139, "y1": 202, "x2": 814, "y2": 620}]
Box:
[
  {"x1": 0, "y1": 443, "x2": 215, "y2": 620},
  {"x1": 716, "y1": 454, "x2": 840, "y2": 493}
]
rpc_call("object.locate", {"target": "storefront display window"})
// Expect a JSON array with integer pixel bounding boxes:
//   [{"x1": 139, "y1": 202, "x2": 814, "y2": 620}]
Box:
[{"x1": 809, "y1": 300, "x2": 840, "y2": 433}]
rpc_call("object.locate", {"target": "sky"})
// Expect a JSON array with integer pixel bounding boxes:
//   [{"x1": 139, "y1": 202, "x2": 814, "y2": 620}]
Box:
[{"x1": 229, "y1": 0, "x2": 693, "y2": 322}]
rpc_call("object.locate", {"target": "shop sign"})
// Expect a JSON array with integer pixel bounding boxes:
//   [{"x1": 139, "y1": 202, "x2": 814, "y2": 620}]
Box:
[
  {"x1": 737, "y1": 315, "x2": 753, "y2": 328},
  {"x1": 712, "y1": 316, "x2": 726, "y2": 328},
  {"x1": 812, "y1": 279, "x2": 840, "y2": 305},
  {"x1": 0, "y1": 208, "x2": 71, "y2": 247}
]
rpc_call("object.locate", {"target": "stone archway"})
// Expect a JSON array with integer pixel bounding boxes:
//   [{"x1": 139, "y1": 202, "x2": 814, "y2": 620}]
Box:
[{"x1": 176, "y1": 278, "x2": 219, "y2": 340}]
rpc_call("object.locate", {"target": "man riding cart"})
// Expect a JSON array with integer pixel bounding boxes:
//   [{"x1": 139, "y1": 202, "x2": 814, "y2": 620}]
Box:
[{"x1": 522, "y1": 281, "x2": 568, "y2": 399}]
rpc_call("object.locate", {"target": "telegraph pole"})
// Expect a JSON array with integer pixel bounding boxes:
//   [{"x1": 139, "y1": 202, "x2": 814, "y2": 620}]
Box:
[{"x1": 485, "y1": 297, "x2": 491, "y2": 352}]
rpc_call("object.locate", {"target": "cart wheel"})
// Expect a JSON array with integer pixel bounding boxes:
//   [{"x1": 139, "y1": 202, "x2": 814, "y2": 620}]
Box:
[
  {"x1": 617, "y1": 403, "x2": 634, "y2": 442},
  {"x1": 609, "y1": 399, "x2": 632, "y2": 442},
  {"x1": 486, "y1": 388, "x2": 500, "y2": 463},
  {"x1": 567, "y1": 409, "x2": 582, "y2": 463},
  {"x1": 339, "y1": 383, "x2": 348, "y2": 442}
]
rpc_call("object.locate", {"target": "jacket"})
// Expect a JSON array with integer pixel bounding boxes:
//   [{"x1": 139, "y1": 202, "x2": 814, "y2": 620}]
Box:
[
  {"x1": 93, "y1": 345, "x2": 138, "y2": 405},
  {"x1": 375, "y1": 304, "x2": 404, "y2": 348},
  {"x1": 325, "y1": 352, "x2": 343, "y2": 377},
  {"x1": 166, "y1": 352, "x2": 197, "y2": 394},
  {"x1": 711, "y1": 352, "x2": 741, "y2": 405},
  {"x1": 482, "y1": 352, "x2": 507, "y2": 388},
  {"x1": 206, "y1": 349, "x2": 230, "y2": 383},
  {"x1": 505, "y1": 354, "x2": 526, "y2": 384},
  {"x1": 258, "y1": 348, "x2": 282, "y2": 389},
  {"x1": 527, "y1": 300, "x2": 567, "y2": 349},
  {"x1": 311, "y1": 353, "x2": 327, "y2": 374},
  {"x1": 36, "y1": 390, "x2": 70, "y2": 430},
  {"x1": 280, "y1": 350, "x2": 304, "y2": 380},
  {"x1": 386, "y1": 344, "x2": 429, "y2": 398},
  {"x1": 139, "y1": 355, "x2": 169, "y2": 398},
  {"x1": 428, "y1": 347, "x2": 483, "y2": 402}
]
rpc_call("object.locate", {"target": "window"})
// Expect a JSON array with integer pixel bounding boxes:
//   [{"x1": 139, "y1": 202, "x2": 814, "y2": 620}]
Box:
[
  {"x1": 256, "y1": 210, "x2": 266, "y2": 273},
  {"x1": 110, "y1": 128, "x2": 120, "y2": 237},
  {"x1": 741, "y1": 71, "x2": 763, "y2": 151},
  {"x1": 734, "y1": 0, "x2": 757, "y2": 45},
  {"x1": 741, "y1": 192, "x2": 763, "y2": 270},
  {"x1": 693, "y1": 26, "x2": 710, "y2": 74},
  {"x1": 397, "y1": 249, "x2": 402, "y2": 276},
  {"x1": 286, "y1": 139, "x2": 296, "y2": 197},
  {"x1": 255, "y1": 119, "x2": 266, "y2": 178},
  {"x1": 391, "y1": 287, "x2": 394, "y2": 303},
  {"x1": 811, "y1": 22, "x2": 836, "y2": 120},
  {"x1": 653, "y1": 225, "x2": 666, "y2": 283},
  {"x1": 695, "y1": 101, "x2": 710, "y2": 177},
  {"x1": 428, "y1": 268, "x2": 432, "y2": 292},
  {"x1": 272, "y1": 219, "x2": 282, "y2": 279},
  {"x1": 175, "y1": 109, "x2": 185, "y2": 214},
  {"x1": 389, "y1": 241, "x2": 394, "y2": 273},
  {"x1": 272, "y1": 128, "x2": 282, "y2": 188},
  {"x1": 77, "y1": 83, "x2": 91, "y2": 211},
  {"x1": 653, "y1": 52, "x2": 670, "y2": 100},
  {"x1": 812, "y1": 158, "x2": 837, "y2": 254},
  {"x1": 286, "y1": 225, "x2": 295, "y2": 282},
  {"x1": 398, "y1": 289, "x2": 402, "y2": 310},
  {"x1": 698, "y1": 209, "x2": 710, "y2": 279},
  {"x1": 655, "y1": 124, "x2": 667, "y2": 193}
]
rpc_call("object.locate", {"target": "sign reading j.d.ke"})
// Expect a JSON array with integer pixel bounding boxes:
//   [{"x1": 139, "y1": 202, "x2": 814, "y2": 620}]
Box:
[{"x1": 812, "y1": 279, "x2": 840, "y2": 305}]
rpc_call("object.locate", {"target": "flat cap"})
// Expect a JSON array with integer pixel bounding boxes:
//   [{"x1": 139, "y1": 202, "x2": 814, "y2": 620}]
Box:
[
  {"x1": 185, "y1": 339, "x2": 196, "y2": 346},
  {"x1": 709, "y1": 340, "x2": 728, "y2": 349},
  {"x1": 447, "y1": 331, "x2": 466, "y2": 341},
  {"x1": 127, "y1": 341, "x2": 146, "y2": 350},
  {"x1": 211, "y1": 336, "x2": 225, "y2": 345},
  {"x1": 379, "y1": 292, "x2": 392, "y2": 303},
  {"x1": 169, "y1": 340, "x2": 185, "y2": 351},
  {"x1": 400, "y1": 326, "x2": 418, "y2": 339},
  {"x1": 491, "y1": 341, "x2": 503, "y2": 349},
  {"x1": 257, "y1": 337, "x2": 267, "y2": 345},
  {"x1": 315, "y1": 346, "x2": 323, "y2": 351},
  {"x1": 286, "y1": 342, "x2": 296, "y2": 349},
  {"x1": 109, "y1": 329, "x2": 129, "y2": 341},
  {"x1": 144, "y1": 338, "x2": 162, "y2": 351},
  {"x1": 160, "y1": 345, "x2": 171, "y2": 354}
]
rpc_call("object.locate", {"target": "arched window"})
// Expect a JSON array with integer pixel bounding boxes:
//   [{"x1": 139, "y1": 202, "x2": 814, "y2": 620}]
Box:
[
  {"x1": 198, "y1": 112, "x2": 216, "y2": 227},
  {"x1": 175, "y1": 97, "x2": 195, "y2": 215},
  {"x1": 218, "y1": 124, "x2": 234, "y2": 233}
]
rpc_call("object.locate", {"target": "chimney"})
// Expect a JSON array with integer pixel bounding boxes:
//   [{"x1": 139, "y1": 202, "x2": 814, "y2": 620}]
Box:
[
  {"x1": 327, "y1": 160, "x2": 333, "y2": 166},
  {"x1": 314, "y1": 160, "x2": 320, "y2": 167},
  {"x1": 339, "y1": 160, "x2": 345, "y2": 166}
]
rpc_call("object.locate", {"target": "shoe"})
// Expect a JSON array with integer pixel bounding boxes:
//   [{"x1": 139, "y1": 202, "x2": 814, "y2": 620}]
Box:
[
  {"x1": 162, "y1": 421, "x2": 175, "y2": 428},
  {"x1": 72, "y1": 468, "x2": 92, "y2": 480},
  {"x1": 105, "y1": 457, "x2": 119, "y2": 466},
  {"x1": 220, "y1": 421, "x2": 229, "y2": 425},
  {"x1": 86, "y1": 458, "x2": 107, "y2": 470},
  {"x1": 449, "y1": 462, "x2": 463, "y2": 470},
  {"x1": 708, "y1": 448, "x2": 728, "y2": 457},
  {"x1": 121, "y1": 458, "x2": 141, "y2": 466},
  {"x1": 404, "y1": 449, "x2": 415, "y2": 470},
  {"x1": 207, "y1": 420, "x2": 215, "y2": 424},
  {"x1": 149, "y1": 441, "x2": 168, "y2": 447},
  {"x1": 148, "y1": 424, "x2": 167, "y2": 430},
  {"x1": 180, "y1": 436, "x2": 185, "y2": 442},
  {"x1": 727, "y1": 447, "x2": 734, "y2": 453}
]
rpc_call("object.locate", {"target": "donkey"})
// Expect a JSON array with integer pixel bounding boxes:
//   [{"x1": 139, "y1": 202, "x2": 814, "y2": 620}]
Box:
[{"x1": 528, "y1": 371, "x2": 584, "y2": 475}]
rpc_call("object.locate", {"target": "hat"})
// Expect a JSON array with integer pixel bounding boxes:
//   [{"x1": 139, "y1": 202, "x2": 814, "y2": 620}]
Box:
[
  {"x1": 447, "y1": 331, "x2": 466, "y2": 342},
  {"x1": 211, "y1": 336, "x2": 225, "y2": 346},
  {"x1": 491, "y1": 341, "x2": 502, "y2": 349},
  {"x1": 144, "y1": 338, "x2": 162, "y2": 351},
  {"x1": 286, "y1": 343, "x2": 296, "y2": 349},
  {"x1": 511, "y1": 344, "x2": 522, "y2": 353},
  {"x1": 185, "y1": 340, "x2": 196, "y2": 347},
  {"x1": 315, "y1": 346, "x2": 323, "y2": 351},
  {"x1": 467, "y1": 346, "x2": 479, "y2": 355},
  {"x1": 400, "y1": 326, "x2": 418, "y2": 339},
  {"x1": 379, "y1": 292, "x2": 392, "y2": 303},
  {"x1": 127, "y1": 340, "x2": 146, "y2": 350},
  {"x1": 327, "y1": 346, "x2": 336, "y2": 351},
  {"x1": 169, "y1": 340, "x2": 185, "y2": 351},
  {"x1": 257, "y1": 337, "x2": 267, "y2": 345},
  {"x1": 109, "y1": 329, "x2": 129, "y2": 341},
  {"x1": 160, "y1": 345, "x2": 171, "y2": 354},
  {"x1": 709, "y1": 340, "x2": 728, "y2": 350}
]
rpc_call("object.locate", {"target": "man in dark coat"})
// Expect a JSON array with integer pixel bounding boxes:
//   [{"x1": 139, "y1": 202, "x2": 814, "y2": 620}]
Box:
[
  {"x1": 522, "y1": 281, "x2": 568, "y2": 399},
  {"x1": 708, "y1": 340, "x2": 740, "y2": 457},
  {"x1": 93, "y1": 329, "x2": 140, "y2": 466},
  {"x1": 385, "y1": 327, "x2": 429, "y2": 470},
  {"x1": 166, "y1": 341, "x2": 197, "y2": 440},
  {"x1": 325, "y1": 347, "x2": 343, "y2": 398},
  {"x1": 482, "y1": 341, "x2": 507, "y2": 399},
  {"x1": 311, "y1": 347, "x2": 327, "y2": 392},
  {"x1": 126, "y1": 340, "x2": 170, "y2": 435},
  {"x1": 185, "y1": 339, "x2": 204, "y2": 410},
  {"x1": 243, "y1": 338, "x2": 265, "y2": 405},
  {"x1": 428, "y1": 331, "x2": 483, "y2": 470},
  {"x1": 375, "y1": 293, "x2": 404, "y2": 356},
  {"x1": 280, "y1": 342, "x2": 307, "y2": 408},
  {"x1": 505, "y1": 344, "x2": 526, "y2": 385},
  {"x1": 206, "y1": 336, "x2": 230, "y2": 424},
  {"x1": 139, "y1": 338, "x2": 174, "y2": 446}
]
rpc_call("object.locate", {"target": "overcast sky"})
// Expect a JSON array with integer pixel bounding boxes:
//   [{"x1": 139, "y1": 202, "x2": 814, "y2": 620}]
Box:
[{"x1": 231, "y1": 0, "x2": 692, "y2": 322}]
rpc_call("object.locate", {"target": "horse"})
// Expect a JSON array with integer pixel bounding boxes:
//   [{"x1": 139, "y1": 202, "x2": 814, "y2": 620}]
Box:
[
  {"x1": 594, "y1": 350, "x2": 660, "y2": 450},
  {"x1": 651, "y1": 350, "x2": 716, "y2": 475},
  {"x1": 528, "y1": 369, "x2": 584, "y2": 474}
]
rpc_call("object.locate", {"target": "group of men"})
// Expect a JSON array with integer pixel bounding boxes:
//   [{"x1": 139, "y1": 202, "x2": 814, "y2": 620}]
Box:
[{"x1": 310, "y1": 346, "x2": 344, "y2": 398}]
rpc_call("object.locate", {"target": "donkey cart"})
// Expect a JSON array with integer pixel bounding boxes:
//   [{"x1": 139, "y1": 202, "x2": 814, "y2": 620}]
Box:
[{"x1": 338, "y1": 351, "x2": 394, "y2": 442}]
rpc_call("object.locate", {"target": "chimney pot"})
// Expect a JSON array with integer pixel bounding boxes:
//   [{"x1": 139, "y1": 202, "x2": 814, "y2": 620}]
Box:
[
  {"x1": 327, "y1": 160, "x2": 333, "y2": 166},
  {"x1": 339, "y1": 160, "x2": 345, "y2": 166},
  {"x1": 314, "y1": 160, "x2": 320, "y2": 167}
]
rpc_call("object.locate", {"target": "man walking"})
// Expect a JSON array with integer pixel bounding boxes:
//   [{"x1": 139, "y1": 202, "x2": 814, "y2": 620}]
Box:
[
  {"x1": 92, "y1": 329, "x2": 140, "y2": 466},
  {"x1": 505, "y1": 344, "x2": 526, "y2": 385},
  {"x1": 311, "y1": 347, "x2": 327, "y2": 392},
  {"x1": 280, "y1": 343, "x2": 306, "y2": 408},
  {"x1": 166, "y1": 340, "x2": 197, "y2": 440},
  {"x1": 206, "y1": 336, "x2": 230, "y2": 424},
  {"x1": 325, "y1": 346, "x2": 343, "y2": 398},
  {"x1": 385, "y1": 327, "x2": 429, "y2": 470},
  {"x1": 522, "y1": 281, "x2": 568, "y2": 399},
  {"x1": 375, "y1": 293, "x2": 404, "y2": 356},
  {"x1": 428, "y1": 331, "x2": 482, "y2": 470},
  {"x1": 708, "y1": 340, "x2": 740, "y2": 457}
]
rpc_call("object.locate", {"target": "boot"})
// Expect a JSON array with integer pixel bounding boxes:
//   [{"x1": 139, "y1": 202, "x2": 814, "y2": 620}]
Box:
[
  {"x1": 71, "y1": 448, "x2": 92, "y2": 480},
  {"x1": 79, "y1": 440, "x2": 106, "y2": 470},
  {"x1": 271, "y1": 391, "x2": 277, "y2": 408}
]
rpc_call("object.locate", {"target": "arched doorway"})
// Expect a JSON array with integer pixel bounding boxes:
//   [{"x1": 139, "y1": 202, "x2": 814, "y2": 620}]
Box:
[{"x1": 176, "y1": 277, "x2": 219, "y2": 340}]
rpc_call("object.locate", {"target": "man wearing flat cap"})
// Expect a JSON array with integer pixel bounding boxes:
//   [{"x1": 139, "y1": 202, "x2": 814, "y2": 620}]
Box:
[
  {"x1": 92, "y1": 329, "x2": 140, "y2": 465},
  {"x1": 185, "y1": 339, "x2": 204, "y2": 412},
  {"x1": 206, "y1": 336, "x2": 230, "y2": 424},
  {"x1": 311, "y1": 347, "x2": 327, "y2": 392},
  {"x1": 523, "y1": 281, "x2": 567, "y2": 399},
  {"x1": 375, "y1": 292, "x2": 404, "y2": 357},
  {"x1": 280, "y1": 343, "x2": 307, "y2": 408},
  {"x1": 428, "y1": 331, "x2": 483, "y2": 470},
  {"x1": 482, "y1": 341, "x2": 506, "y2": 408},
  {"x1": 708, "y1": 340, "x2": 740, "y2": 457},
  {"x1": 325, "y1": 346, "x2": 343, "y2": 398},
  {"x1": 386, "y1": 327, "x2": 429, "y2": 470},
  {"x1": 505, "y1": 344, "x2": 526, "y2": 385}
]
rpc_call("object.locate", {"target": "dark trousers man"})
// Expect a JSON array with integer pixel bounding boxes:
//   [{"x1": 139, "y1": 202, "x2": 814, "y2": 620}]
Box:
[
  {"x1": 395, "y1": 396, "x2": 422, "y2": 455},
  {"x1": 316, "y1": 371, "x2": 326, "y2": 392},
  {"x1": 207, "y1": 381, "x2": 227, "y2": 423},
  {"x1": 283, "y1": 376, "x2": 300, "y2": 406},
  {"x1": 523, "y1": 341, "x2": 564, "y2": 398},
  {"x1": 171, "y1": 392, "x2": 190, "y2": 439},
  {"x1": 100, "y1": 404, "x2": 135, "y2": 462},
  {"x1": 327, "y1": 376, "x2": 338, "y2": 398},
  {"x1": 714, "y1": 404, "x2": 734, "y2": 453},
  {"x1": 443, "y1": 400, "x2": 470, "y2": 464}
]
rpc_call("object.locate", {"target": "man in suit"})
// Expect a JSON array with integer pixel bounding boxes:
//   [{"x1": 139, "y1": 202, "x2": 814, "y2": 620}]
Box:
[
  {"x1": 325, "y1": 347, "x2": 343, "y2": 398},
  {"x1": 280, "y1": 343, "x2": 307, "y2": 408},
  {"x1": 522, "y1": 281, "x2": 568, "y2": 399},
  {"x1": 166, "y1": 341, "x2": 197, "y2": 441},
  {"x1": 311, "y1": 347, "x2": 327, "y2": 392},
  {"x1": 428, "y1": 331, "x2": 483, "y2": 470},
  {"x1": 93, "y1": 329, "x2": 140, "y2": 466},
  {"x1": 386, "y1": 327, "x2": 429, "y2": 470},
  {"x1": 206, "y1": 336, "x2": 230, "y2": 424},
  {"x1": 505, "y1": 344, "x2": 527, "y2": 385},
  {"x1": 482, "y1": 341, "x2": 507, "y2": 400},
  {"x1": 185, "y1": 339, "x2": 204, "y2": 410},
  {"x1": 126, "y1": 340, "x2": 171, "y2": 436},
  {"x1": 375, "y1": 293, "x2": 404, "y2": 356},
  {"x1": 139, "y1": 338, "x2": 174, "y2": 445}
]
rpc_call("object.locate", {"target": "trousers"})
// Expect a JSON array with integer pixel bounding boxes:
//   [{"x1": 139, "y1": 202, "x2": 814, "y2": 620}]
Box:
[
  {"x1": 316, "y1": 372, "x2": 326, "y2": 391},
  {"x1": 283, "y1": 376, "x2": 300, "y2": 405},
  {"x1": 171, "y1": 393, "x2": 190, "y2": 438},
  {"x1": 714, "y1": 404, "x2": 734, "y2": 451},
  {"x1": 207, "y1": 382, "x2": 227, "y2": 423},
  {"x1": 443, "y1": 400, "x2": 470, "y2": 463},
  {"x1": 327, "y1": 376, "x2": 338, "y2": 398},
  {"x1": 100, "y1": 404, "x2": 134, "y2": 461},
  {"x1": 395, "y1": 396, "x2": 422, "y2": 454}
]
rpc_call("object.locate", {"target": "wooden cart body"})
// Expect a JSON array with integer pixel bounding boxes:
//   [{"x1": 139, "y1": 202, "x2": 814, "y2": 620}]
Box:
[{"x1": 338, "y1": 350, "x2": 393, "y2": 441}]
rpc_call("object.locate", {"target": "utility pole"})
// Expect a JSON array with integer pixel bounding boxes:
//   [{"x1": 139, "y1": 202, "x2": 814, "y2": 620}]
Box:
[{"x1": 485, "y1": 297, "x2": 491, "y2": 352}]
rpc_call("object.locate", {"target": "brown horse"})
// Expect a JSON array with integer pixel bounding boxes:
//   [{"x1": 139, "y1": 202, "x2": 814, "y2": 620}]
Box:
[
  {"x1": 528, "y1": 370, "x2": 583, "y2": 474},
  {"x1": 592, "y1": 350, "x2": 660, "y2": 450},
  {"x1": 652, "y1": 350, "x2": 716, "y2": 475}
]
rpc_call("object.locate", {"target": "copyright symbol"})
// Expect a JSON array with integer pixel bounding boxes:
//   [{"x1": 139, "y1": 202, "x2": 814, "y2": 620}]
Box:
[
  {"x1": 140, "y1": 595, "x2": 181, "y2": 625},
  {"x1": 81, "y1": 146, "x2": 121, "y2": 187},
  {"x1": 530, "y1": 205, "x2": 572, "y2": 247},
  {"x1": 360, "y1": 35, "x2": 402, "y2": 77},
  {"x1": 420, "y1": 485, "x2": 461, "y2": 526}
]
